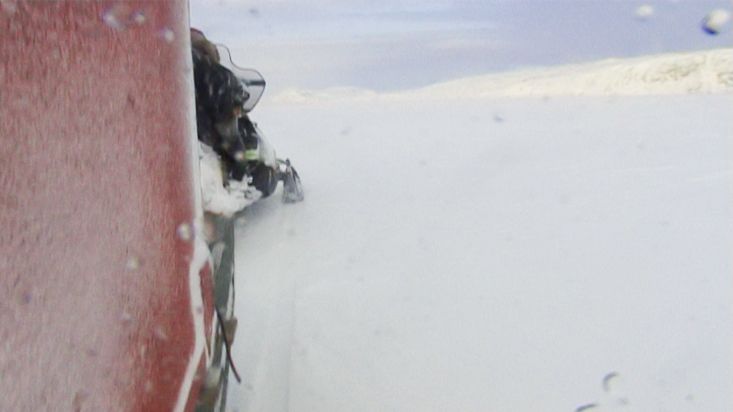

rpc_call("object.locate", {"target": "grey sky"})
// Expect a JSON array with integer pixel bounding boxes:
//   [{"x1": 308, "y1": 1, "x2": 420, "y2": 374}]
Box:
[{"x1": 190, "y1": 0, "x2": 732, "y2": 93}]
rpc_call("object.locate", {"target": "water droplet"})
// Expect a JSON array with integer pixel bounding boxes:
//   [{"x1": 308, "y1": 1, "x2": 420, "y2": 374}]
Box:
[
  {"x1": 125, "y1": 256, "x2": 141, "y2": 271},
  {"x1": 575, "y1": 403, "x2": 598, "y2": 412},
  {"x1": 102, "y1": 6, "x2": 126, "y2": 30},
  {"x1": 120, "y1": 311, "x2": 133, "y2": 324},
  {"x1": 233, "y1": 150, "x2": 245, "y2": 162},
  {"x1": 602, "y1": 371, "x2": 619, "y2": 392},
  {"x1": 702, "y1": 9, "x2": 731, "y2": 35},
  {"x1": 177, "y1": 223, "x2": 193, "y2": 241},
  {"x1": 635, "y1": 4, "x2": 654, "y2": 20},
  {"x1": 153, "y1": 326, "x2": 168, "y2": 341},
  {"x1": 131, "y1": 10, "x2": 146, "y2": 25},
  {"x1": 159, "y1": 28, "x2": 175, "y2": 43}
]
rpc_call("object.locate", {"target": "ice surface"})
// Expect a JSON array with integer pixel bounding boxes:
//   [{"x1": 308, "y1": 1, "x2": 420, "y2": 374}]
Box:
[{"x1": 227, "y1": 53, "x2": 732, "y2": 411}]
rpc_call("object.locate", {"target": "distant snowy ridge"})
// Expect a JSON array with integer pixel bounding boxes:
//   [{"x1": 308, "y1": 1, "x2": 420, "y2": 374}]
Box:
[
  {"x1": 271, "y1": 48, "x2": 732, "y2": 103},
  {"x1": 410, "y1": 48, "x2": 733, "y2": 99},
  {"x1": 272, "y1": 86, "x2": 378, "y2": 104}
]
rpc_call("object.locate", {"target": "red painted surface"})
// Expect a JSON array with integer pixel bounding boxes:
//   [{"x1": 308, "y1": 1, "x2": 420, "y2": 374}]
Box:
[{"x1": 0, "y1": 1, "x2": 203, "y2": 411}]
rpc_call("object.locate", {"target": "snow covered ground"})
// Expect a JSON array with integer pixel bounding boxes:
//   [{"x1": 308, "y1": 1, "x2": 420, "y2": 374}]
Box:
[
  {"x1": 273, "y1": 48, "x2": 732, "y2": 102},
  {"x1": 226, "y1": 50, "x2": 732, "y2": 411}
]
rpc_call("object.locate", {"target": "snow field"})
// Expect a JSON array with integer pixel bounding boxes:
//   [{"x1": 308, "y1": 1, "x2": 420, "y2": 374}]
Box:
[
  {"x1": 273, "y1": 48, "x2": 732, "y2": 103},
  {"x1": 228, "y1": 93, "x2": 732, "y2": 411}
]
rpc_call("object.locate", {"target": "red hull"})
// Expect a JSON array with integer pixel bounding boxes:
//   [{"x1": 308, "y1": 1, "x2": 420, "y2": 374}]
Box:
[{"x1": 0, "y1": 1, "x2": 209, "y2": 410}]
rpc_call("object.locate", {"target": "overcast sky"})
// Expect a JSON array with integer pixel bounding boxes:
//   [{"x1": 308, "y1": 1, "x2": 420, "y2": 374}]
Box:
[{"x1": 189, "y1": 0, "x2": 732, "y2": 93}]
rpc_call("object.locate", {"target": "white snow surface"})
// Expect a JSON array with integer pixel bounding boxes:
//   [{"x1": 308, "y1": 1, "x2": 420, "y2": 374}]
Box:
[
  {"x1": 227, "y1": 53, "x2": 733, "y2": 412},
  {"x1": 272, "y1": 48, "x2": 733, "y2": 103}
]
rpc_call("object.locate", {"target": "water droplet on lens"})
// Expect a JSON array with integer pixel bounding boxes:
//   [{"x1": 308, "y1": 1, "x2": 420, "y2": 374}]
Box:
[
  {"x1": 125, "y1": 256, "x2": 141, "y2": 271},
  {"x1": 702, "y1": 9, "x2": 731, "y2": 35},
  {"x1": 177, "y1": 223, "x2": 193, "y2": 241},
  {"x1": 154, "y1": 326, "x2": 168, "y2": 341},
  {"x1": 102, "y1": 6, "x2": 126, "y2": 30},
  {"x1": 131, "y1": 10, "x2": 146, "y2": 25},
  {"x1": 602, "y1": 371, "x2": 619, "y2": 392},
  {"x1": 575, "y1": 403, "x2": 598, "y2": 412},
  {"x1": 635, "y1": 4, "x2": 654, "y2": 21},
  {"x1": 120, "y1": 311, "x2": 133, "y2": 324},
  {"x1": 159, "y1": 28, "x2": 175, "y2": 43}
]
